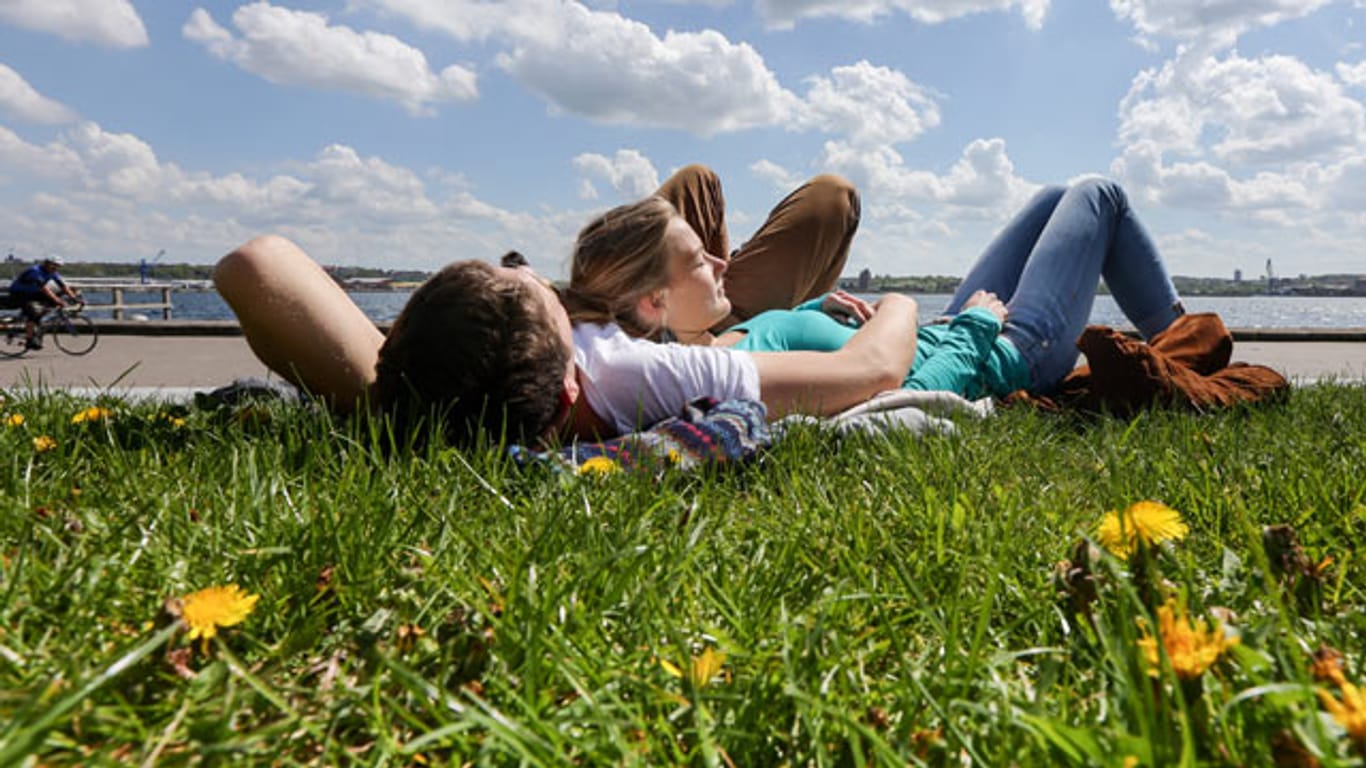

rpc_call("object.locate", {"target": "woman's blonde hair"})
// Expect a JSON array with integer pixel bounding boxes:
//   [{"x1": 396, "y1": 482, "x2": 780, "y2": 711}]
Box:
[{"x1": 563, "y1": 196, "x2": 677, "y2": 340}]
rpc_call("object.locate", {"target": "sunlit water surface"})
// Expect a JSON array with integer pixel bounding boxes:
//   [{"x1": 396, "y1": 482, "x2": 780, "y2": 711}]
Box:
[{"x1": 93, "y1": 290, "x2": 1366, "y2": 329}]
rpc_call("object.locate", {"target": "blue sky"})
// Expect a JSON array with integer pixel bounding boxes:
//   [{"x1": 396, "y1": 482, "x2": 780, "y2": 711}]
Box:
[{"x1": 1, "y1": 0, "x2": 1364, "y2": 280}]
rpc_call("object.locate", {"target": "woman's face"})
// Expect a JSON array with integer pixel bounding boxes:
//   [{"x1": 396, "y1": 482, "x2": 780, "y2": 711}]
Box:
[{"x1": 657, "y1": 215, "x2": 730, "y2": 337}]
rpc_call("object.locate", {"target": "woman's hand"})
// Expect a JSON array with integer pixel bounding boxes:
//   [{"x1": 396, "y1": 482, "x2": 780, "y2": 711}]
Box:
[
  {"x1": 962, "y1": 290, "x2": 1007, "y2": 323},
  {"x1": 821, "y1": 290, "x2": 875, "y2": 326}
]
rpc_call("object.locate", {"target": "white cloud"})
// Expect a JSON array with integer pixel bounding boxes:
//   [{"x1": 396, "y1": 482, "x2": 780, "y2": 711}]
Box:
[
  {"x1": 1119, "y1": 51, "x2": 1366, "y2": 166},
  {"x1": 821, "y1": 137, "x2": 1037, "y2": 209},
  {"x1": 0, "y1": 0, "x2": 148, "y2": 48},
  {"x1": 796, "y1": 61, "x2": 940, "y2": 146},
  {"x1": 0, "y1": 118, "x2": 585, "y2": 272},
  {"x1": 749, "y1": 158, "x2": 804, "y2": 190},
  {"x1": 183, "y1": 3, "x2": 477, "y2": 116},
  {"x1": 370, "y1": 0, "x2": 945, "y2": 147},
  {"x1": 1339, "y1": 61, "x2": 1366, "y2": 87},
  {"x1": 493, "y1": 2, "x2": 799, "y2": 135},
  {"x1": 1109, "y1": 0, "x2": 1333, "y2": 49},
  {"x1": 358, "y1": 0, "x2": 545, "y2": 42},
  {"x1": 1111, "y1": 43, "x2": 1366, "y2": 270},
  {"x1": 1319, "y1": 155, "x2": 1366, "y2": 209},
  {"x1": 41, "y1": 122, "x2": 314, "y2": 211},
  {"x1": 1107, "y1": 42, "x2": 1366, "y2": 273},
  {"x1": 35, "y1": 123, "x2": 452, "y2": 224},
  {"x1": 293, "y1": 144, "x2": 439, "y2": 221},
  {"x1": 572, "y1": 150, "x2": 661, "y2": 199},
  {"x1": 793, "y1": 135, "x2": 1049, "y2": 274},
  {"x1": 1114, "y1": 127, "x2": 1366, "y2": 241},
  {"x1": 0, "y1": 64, "x2": 78, "y2": 124},
  {"x1": 1111, "y1": 143, "x2": 1317, "y2": 212},
  {"x1": 0, "y1": 123, "x2": 85, "y2": 180},
  {"x1": 755, "y1": 0, "x2": 1049, "y2": 30},
  {"x1": 0, "y1": 120, "x2": 315, "y2": 255}
]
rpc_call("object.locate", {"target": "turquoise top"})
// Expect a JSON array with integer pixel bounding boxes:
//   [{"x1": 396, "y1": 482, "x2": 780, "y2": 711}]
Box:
[{"x1": 726, "y1": 296, "x2": 1030, "y2": 399}]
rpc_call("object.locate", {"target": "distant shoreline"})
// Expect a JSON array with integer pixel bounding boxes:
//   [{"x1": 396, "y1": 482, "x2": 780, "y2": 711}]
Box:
[
  {"x1": 845, "y1": 287, "x2": 1366, "y2": 298},
  {"x1": 840, "y1": 275, "x2": 1366, "y2": 299},
  {"x1": 23, "y1": 258, "x2": 1366, "y2": 299}
]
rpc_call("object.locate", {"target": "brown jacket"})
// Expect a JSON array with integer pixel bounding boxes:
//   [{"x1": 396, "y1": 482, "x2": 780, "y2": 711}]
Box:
[{"x1": 1016, "y1": 313, "x2": 1290, "y2": 415}]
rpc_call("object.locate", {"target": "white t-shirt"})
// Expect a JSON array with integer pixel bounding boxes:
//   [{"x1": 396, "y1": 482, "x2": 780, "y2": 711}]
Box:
[{"x1": 573, "y1": 322, "x2": 762, "y2": 434}]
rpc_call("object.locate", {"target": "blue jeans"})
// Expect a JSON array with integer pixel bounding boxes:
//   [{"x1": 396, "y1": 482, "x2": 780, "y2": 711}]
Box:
[{"x1": 945, "y1": 178, "x2": 1184, "y2": 393}]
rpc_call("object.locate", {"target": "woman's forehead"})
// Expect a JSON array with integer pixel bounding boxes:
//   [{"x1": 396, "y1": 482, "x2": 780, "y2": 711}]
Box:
[{"x1": 666, "y1": 216, "x2": 703, "y2": 255}]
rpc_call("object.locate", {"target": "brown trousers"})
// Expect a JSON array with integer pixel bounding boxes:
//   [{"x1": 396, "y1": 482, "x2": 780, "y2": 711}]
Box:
[{"x1": 655, "y1": 164, "x2": 860, "y2": 328}]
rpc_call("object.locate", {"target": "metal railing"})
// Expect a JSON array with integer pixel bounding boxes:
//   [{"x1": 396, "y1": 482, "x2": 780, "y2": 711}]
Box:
[{"x1": 65, "y1": 280, "x2": 190, "y2": 320}]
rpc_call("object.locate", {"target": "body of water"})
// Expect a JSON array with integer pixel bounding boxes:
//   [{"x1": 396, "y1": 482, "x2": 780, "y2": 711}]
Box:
[
  {"x1": 912, "y1": 294, "x2": 1366, "y2": 330},
  {"x1": 86, "y1": 289, "x2": 1366, "y2": 329}
]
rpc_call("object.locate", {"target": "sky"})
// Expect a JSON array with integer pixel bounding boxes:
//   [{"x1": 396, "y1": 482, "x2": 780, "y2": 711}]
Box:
[{"x1": 1, "y1": 0, "x2": 1364, "y2": 281}]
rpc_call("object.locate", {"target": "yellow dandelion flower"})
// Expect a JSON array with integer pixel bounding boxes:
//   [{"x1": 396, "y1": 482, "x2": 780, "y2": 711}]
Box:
[
  {"x1": 689, "y1": 647, "x2": 727, "y2": 688},
  {"x1": 1097, "y1": 501, "x2": 1189, "y2": 559},
  {"x1": 1318, "y1": 675, "x2": 1366, "y2": 745},
  {"x1": 71, "y1": 406, "x2": 112, "y2": 425},
  {"x1": 32, "y1": 435, "x2": 56, "y2": 453},
  {"x1": 181, "y1": 584, "x2": 259, "y2": 651},
  {"x1": 5, "y1": 413, "x2": 24, "y2": 427},
  {"x1": 1136, "y1": 599, "x2": 1238, "y2": 680},
  {"x1": 577, "y1": 456, "x2": 619, "y2": 476},
  {"x1": 659, "y1": 647, "x2": 728, "y2": 688}
]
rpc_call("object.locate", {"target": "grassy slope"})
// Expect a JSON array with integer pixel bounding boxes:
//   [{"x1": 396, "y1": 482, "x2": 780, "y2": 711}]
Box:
[{"x1": 1, "y1": 385, "x2": 1364, "y2": 765}]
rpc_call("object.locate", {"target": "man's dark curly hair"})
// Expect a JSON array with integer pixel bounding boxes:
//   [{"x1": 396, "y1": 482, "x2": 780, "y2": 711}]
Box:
[{"x1": 372, "y1": 260, "x2": 568, "y2": 446}]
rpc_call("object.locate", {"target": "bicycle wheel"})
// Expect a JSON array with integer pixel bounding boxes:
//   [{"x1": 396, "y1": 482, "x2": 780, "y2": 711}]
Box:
[
  {"x1": 52, "y1": 314, "x2": 98, "y2": 355},
  {"x1": 0, "y1": 322, "x2": 29, "y2": 358}
]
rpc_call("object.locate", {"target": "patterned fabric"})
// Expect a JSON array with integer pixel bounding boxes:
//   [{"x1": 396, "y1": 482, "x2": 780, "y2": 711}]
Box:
[{"x1": 510, "y1": 397, "x2": 771, "y2": 476}]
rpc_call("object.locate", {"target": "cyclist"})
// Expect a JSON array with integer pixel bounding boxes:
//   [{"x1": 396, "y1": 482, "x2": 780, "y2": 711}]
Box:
[{"x1": 7, "y1": 255, "x2": 81, "y2": 350}]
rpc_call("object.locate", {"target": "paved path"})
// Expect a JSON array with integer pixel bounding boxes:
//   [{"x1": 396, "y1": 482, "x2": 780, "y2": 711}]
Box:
[
  {"x1": 2, "y1": 332, "x2": 1364, "y2": 401},
  {"x1": 3, "y1": 336, "x2": 275, "y2": 398},
  {"x1": 1227, "y1": 341, "x2": 1366, "y2": 382}
]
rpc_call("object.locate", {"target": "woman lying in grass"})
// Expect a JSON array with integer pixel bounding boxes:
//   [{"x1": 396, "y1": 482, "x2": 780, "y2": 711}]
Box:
[
  {"x1": 563, "y1": 177, "x2": 1188, "y2": 435},
  {"x1": 215, "y1": 172, "x2": 1186, "y2": 445}
]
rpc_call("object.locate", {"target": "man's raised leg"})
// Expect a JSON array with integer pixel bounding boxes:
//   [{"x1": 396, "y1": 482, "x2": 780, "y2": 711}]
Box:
[{"x1": 723, "y1": 174, "x2": 860, "y2": 323}]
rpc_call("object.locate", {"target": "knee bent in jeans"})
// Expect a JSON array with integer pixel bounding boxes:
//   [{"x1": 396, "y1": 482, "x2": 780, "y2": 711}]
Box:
[{"x1": 1069, "y1": 176, "x2": 1130, "y2": 211}]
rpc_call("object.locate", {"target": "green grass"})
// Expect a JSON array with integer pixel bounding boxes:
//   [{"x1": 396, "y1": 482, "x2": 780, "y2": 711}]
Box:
[{"x1": 2, "y1": 384, "x2": 1365, "y2": 766}]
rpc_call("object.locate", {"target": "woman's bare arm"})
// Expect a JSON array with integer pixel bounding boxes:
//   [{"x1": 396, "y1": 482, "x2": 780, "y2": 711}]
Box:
[
  {"x1": 213, "y1": 235, "x2": 385, "y2": 414},
  {"x1": 750, "y1": 293, "x2": 918, "y2": 417}
]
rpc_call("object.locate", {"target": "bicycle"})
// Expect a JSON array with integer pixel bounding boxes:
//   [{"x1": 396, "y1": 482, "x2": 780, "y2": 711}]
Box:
[{"x1": 0, "y1": 302, "x2": 99, "y2": 358}]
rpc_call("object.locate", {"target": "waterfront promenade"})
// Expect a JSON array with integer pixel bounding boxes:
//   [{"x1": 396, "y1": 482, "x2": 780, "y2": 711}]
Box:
[{"x1": 2, "y1": 322, "x2": 1365, "y2": 400}]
